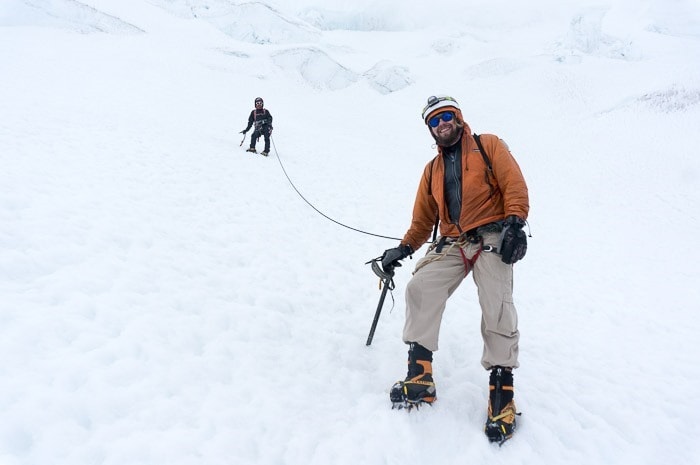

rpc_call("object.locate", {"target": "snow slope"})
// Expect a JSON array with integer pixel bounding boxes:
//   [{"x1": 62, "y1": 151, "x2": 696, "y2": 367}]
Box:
[{"x1": 1, "y1": 1, "x2": 699, "y2": 464}]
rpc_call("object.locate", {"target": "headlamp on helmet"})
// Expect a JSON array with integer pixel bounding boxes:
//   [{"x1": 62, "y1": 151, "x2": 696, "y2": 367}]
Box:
[{"x1": 421, "y1": 95, "x2": 460, "y2": 124}]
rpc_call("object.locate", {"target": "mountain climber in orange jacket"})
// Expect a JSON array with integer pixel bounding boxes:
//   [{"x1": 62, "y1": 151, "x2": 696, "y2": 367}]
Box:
[{"x1": 379, "y1": 95, "x2": 529, "y2": 445}]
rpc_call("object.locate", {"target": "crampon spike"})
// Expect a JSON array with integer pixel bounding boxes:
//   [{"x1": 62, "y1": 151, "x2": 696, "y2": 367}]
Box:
[{"x1": 391, "y1": 399, "x2": 430, "y2": 411}]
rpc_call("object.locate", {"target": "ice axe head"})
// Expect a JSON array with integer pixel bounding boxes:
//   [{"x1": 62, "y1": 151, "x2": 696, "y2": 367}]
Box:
[{"x1": 369, "y1": 257, "x2": 395, "y2": 280}]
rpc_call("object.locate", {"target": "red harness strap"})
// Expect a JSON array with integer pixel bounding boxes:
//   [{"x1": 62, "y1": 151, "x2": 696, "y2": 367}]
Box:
[{"x1": 458, "y1": 240, "x2": 483, "y2": 275}]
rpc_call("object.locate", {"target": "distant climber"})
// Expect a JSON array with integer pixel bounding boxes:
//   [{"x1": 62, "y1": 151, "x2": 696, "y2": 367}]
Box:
[{"x1": 240, "y1": 97, "x2": 273, "y2": 156}]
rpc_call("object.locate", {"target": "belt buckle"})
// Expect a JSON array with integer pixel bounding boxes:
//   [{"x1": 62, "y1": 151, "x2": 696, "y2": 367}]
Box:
[{"x1": 467, "y1": 234, "x2": 481, "y2": 244}]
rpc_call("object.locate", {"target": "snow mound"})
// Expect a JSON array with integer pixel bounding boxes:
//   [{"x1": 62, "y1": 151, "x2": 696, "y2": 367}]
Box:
[
  {"x1": 0, "y1": 0, "x2": 143, "y2": 33},
  {"x1": 637, "y1": 86, "x2": 700, "y2": 112},
  {"x1": 431, "y1": 38, "x2": 462, "y2": 56},
  {"x1": 363, "y1": 61, "x2": 413, "y2": 94},
  {"x1": 296, "y1": 6, "x2": 411, "y2": 32},
  {"x1": 271, "y1": 47, "x2": 358, "y2": 90},
  {"x1": 554, "y1": 8, "x2": 640, "y2": 61},
  {"x1": 149, "y1": 0, "x2": 320, "y2": 44},
  {"x1": 212, "y1": 3, "x2": 320, "y2": 44}
]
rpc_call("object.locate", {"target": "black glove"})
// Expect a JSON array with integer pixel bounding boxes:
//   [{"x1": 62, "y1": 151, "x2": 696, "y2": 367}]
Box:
[
  {"x1": 381, "y1": 244, "x2": 413, "y2": 272},
  {"x1": 240, "y1": 129, "x2": 247, "y2": 134},
  {"x1": 500, "y1": 215, "x2": 527, "y2": 264}
]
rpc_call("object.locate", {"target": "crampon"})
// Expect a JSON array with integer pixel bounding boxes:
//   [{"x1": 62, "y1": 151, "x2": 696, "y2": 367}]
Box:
[
  {"x1": 390, "y1": 380, "x2": 436, "y2": 411},
  {"x1": 484, "y1": 409, "x2": 521, "y2": 446}
]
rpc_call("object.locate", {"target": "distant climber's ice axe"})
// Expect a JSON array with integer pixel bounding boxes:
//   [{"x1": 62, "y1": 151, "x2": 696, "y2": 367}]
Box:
[
  {"x1": 365, "y1": 257, "x2": 396, "y2": 346},
  {"x1": 239, "y1": 132, "x2": 246, "y2": 146}
]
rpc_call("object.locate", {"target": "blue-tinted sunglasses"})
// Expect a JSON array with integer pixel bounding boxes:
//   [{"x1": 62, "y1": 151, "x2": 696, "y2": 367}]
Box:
[{"x1": 428, "y1": 111, "x2": 454, "y2": 128}]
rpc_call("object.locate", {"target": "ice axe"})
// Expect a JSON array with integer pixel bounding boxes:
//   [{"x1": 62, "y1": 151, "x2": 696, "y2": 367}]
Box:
[
  {"x1": 365, "y1": 257, "x2": 396, "y2": 346},
  {"x1": 239, "y1": 131, "x2": 247, "y2": 146}
]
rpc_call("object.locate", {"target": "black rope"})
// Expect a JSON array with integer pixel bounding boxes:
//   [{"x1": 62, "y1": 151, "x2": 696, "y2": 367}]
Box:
[{"x1": 269, "y1": 136, "x2": 402, "y2": 241}]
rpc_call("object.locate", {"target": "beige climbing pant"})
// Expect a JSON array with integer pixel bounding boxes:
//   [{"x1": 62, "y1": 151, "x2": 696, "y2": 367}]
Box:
[{"x1": 402, "y1": 231, "x2": 520, "y2": 370}]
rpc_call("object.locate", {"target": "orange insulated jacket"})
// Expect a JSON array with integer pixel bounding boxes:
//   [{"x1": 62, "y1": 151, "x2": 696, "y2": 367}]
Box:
[{"x1": 402, "y1": 128, "x2": 529, "y2": 251}]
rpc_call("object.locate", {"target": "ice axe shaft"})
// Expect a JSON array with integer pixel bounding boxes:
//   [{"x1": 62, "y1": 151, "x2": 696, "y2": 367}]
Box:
[
  {"x1": 365, "y1": 257, "x2": 395, "y2": 346},
  {"x1": 366, "y1": 277, "x2": 392, "y2": 346}
]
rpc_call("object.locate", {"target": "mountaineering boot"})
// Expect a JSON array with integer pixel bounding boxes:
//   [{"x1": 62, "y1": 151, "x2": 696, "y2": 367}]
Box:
[
  {"x1": 261, "y1": 151, "x2": 269, "y2": 156},
  {"x1": 246, "y1": 147, "x2": 257, "y2": 153},
  {"x1": 390, "y1": 342, "x2": 436, "y2": 409},
  {"x1": 485, "y1": 366, "x2": 519, "y2": 445}
]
